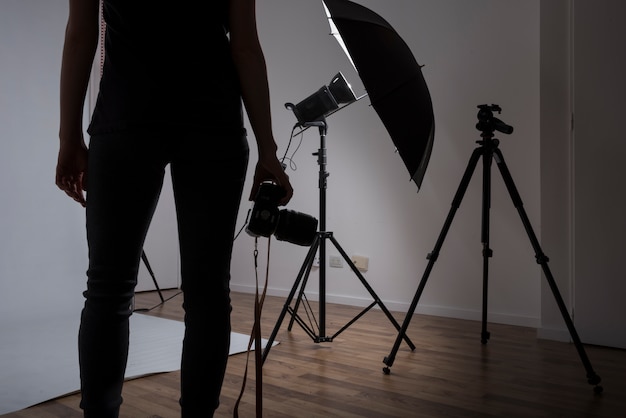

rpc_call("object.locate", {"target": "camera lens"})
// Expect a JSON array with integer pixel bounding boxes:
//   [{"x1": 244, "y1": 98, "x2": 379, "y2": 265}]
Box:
[{"x1": 274, "y1": 209, "x2": 318, "y2": 246}]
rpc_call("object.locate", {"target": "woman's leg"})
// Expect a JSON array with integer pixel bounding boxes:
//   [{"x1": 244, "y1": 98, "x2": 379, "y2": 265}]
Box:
[
  {"x1": 79, "y1": 132, "x2": 167, "y2": 417},
  {"x1": 171, "y1": 132, "x2": 249, "y2": 417}
]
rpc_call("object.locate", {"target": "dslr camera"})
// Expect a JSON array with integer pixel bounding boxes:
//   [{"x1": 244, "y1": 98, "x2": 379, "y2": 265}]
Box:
[{"x1": 246, "y1": 183, "x2": 318, "y2": 246}]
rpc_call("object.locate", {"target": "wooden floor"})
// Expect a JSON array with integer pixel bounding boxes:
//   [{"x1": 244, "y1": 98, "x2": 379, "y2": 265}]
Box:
[{"x1": 3, "y1": 289, "x2": 625, "y2": 418}]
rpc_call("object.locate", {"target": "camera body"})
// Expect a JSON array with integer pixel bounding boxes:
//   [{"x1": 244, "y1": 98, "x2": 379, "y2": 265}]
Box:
[{"x1": 246, "y1": 183, "x2": 318, "y2": 246}]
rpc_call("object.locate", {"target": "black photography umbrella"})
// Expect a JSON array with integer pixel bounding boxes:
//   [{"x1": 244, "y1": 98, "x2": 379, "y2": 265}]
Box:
[{"x1": 322, "y1": 0, "x2": 435, "y2": 190}]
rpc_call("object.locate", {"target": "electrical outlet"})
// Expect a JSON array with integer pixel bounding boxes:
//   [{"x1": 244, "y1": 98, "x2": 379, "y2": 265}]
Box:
[
  {"x1": 329, "y1": 255, "x2": 343, "y2": 268},
  {"x1": 351, "y1": 255, "x2": 369, "y2": 272},
  {"x1": 313, "y1": 257, "x2": 320, "y2": 267}
]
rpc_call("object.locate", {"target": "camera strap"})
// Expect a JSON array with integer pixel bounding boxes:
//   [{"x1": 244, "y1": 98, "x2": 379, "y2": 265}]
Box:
[{"x1": 234, "y1": 237, "x2": 271, "y2": 418}]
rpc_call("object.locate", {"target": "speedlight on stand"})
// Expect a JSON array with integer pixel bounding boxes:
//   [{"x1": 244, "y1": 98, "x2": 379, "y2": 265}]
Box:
[
  {"x1": 382, "y1": 104, "x2": 603, "y2": 393},
  {"x1": 261, "y1": 119, "x2": 415, "y2": 364}
]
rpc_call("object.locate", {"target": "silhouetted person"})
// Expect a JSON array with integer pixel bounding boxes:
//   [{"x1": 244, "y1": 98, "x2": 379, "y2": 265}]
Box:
[{"x1": 56, "y1": 1, "x2": 292, "y2": 416}]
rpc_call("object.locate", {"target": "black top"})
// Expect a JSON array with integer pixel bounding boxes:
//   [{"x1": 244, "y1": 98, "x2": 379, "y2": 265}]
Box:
[{"x1": 88, "y1": 1, "x2": 244, "y2": 136}]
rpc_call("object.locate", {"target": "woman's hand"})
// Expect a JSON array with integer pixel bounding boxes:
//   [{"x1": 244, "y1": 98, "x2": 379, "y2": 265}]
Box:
[
  {"x1": 56, "y1": 140, "x2": 88, "y2": 207},
  {"x1": 249, "y1": 153, "x2": 293, "y2": 206}
]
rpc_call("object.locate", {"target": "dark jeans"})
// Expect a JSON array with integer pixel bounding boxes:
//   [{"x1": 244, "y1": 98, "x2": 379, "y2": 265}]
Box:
[{"x1": 79, "y1": 129, "x2": 249, "y2": 417}]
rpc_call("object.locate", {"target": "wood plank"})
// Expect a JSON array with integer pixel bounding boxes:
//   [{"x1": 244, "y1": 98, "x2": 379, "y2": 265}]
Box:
[{"x1": 2, "y1": 289, "x2": 624, "y2": 418}]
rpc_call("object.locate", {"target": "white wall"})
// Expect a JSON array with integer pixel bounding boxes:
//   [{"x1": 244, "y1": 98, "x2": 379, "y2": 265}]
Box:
[
  {"x1": 570, "y1": 0, "x2": 626, "y2": 349},
  {"x1": 0, "y1": 0, "x2": 86, "y2": 320},
  {"x1": 538, "y1": 0, "x2": 626, "y2": 349},
  {"x1": 0, "y1": 1, "x2": 543, "y2": 329},
  {"x1": 232, "y1": 0, "x2": 542, "y2": 327},
  {"x1": 539, "y1": 0, "x2": 574, "y2": 341}
]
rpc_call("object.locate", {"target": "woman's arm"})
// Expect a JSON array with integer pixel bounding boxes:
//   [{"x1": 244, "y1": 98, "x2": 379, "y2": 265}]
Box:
[
  {"x1": 56, "y1": 0, "x2": 100, "y2": 206},
  {"x1": 228, "y1": 0, "x2": 293, "y2": 205}
]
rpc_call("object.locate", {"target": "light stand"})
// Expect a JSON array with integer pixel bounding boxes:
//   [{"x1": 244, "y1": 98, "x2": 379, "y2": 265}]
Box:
[
  {"x1": 141, "y1": 250, "x2": 164, "y2": 304},
  {"x1": 261, "y1": 117, "x2": 415, "y2": 363},
  {"x1": 133, "y1": 250, "x2": 182, "y2": 312},
  {"x1": 381, "y1": 104, "x2": 603, "y2": 393}
]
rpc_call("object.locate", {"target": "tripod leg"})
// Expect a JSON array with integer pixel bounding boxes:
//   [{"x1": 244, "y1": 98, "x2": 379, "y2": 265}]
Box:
[
  {"x1": 480, "y1": 151, "x2": 493, "y2": 344},
  {"x1": 493, "y1": 148, "x2": 602, "y2": 392},
  {"x1": 262, "y1": 234, "x2": 320, "y2": 364},
  {"x1": 383, "y1": 147, "x2": 483, "y2": 373}
]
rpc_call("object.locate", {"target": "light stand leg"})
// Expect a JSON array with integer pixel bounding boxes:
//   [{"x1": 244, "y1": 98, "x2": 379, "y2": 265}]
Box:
[
  {"x1": 133, "y1": 250, "x2": 184, "y2": 312},
  {"x1": 286, "y1": 257, "x2": 316, "y2": 333},
  {"x1": 493, "y1": 148, "x2": 602, "y2": 392},
  {"x1": 327, "y1": 234, "x2": 415, "y2": 348},
  {"x1": 141, "y1": 250, "x2": 164, "y2": 304},
  {"x1": 262, "y1": 234, "x2": 320, "y2": 363},
  {"x1": 287, "y1": 236, "x2": 321, "y2": 338}
]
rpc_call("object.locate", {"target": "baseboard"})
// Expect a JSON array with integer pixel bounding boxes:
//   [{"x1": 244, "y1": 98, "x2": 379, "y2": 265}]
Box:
[
  {"x1": 536, "y1": 326, "x2": 572, "y2": 342},
  {"x1": 230, "y1": 284, "x2": 541, "y2": 329}
]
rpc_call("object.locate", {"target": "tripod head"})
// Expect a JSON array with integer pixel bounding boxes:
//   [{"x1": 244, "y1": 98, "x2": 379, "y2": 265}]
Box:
[{"x1": 476, "y1": 104, "x2": 514, "y2": 136}]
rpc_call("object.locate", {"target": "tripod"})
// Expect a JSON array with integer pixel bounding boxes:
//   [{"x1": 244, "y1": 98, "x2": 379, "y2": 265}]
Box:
[
  {"x1": 382, "y1": 105, "x2": 602, "y2": 393},
  {"x1": 262, "y1": 120, "x2": 415, "y2": 363}
]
